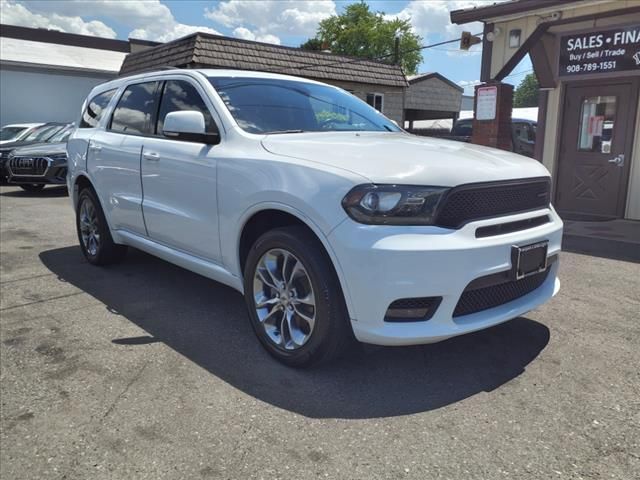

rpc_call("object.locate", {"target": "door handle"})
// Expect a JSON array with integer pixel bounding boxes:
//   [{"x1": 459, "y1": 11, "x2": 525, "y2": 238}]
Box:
[
  {"x1": 143, "y1": 151, "x2": 160, "y2": 161},
  {"x1": 608, "y1": 154, "x2": 624, "y2": 167},
  {"x1": 89, "y1": 144, "x2": 102, "y2": 152}
]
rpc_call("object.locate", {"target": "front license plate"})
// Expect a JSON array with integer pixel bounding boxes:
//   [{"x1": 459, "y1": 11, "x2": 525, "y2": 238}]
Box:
[{"x1": 512, "y1": 241, "x2": 548, "y2": 280}]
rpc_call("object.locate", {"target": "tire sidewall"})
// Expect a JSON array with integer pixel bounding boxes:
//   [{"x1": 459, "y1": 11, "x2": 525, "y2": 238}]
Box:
[
  {"x1": 76, "y1": 189, "x2": 105, "y2": 264},
  {"x1": 243, "y1": 228, "x2": 342, "y2": 366}
]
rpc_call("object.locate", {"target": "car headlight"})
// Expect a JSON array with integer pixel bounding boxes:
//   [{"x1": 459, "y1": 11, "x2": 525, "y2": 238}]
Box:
[
  {"x1": 342, "y1": 184, "x2": 449, "y2": 225},
  {"x1": 47, "y1": 153, "x2": 67, "y2": 162}
]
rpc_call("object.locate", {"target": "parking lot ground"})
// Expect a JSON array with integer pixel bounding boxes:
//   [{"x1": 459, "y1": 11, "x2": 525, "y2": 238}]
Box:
[{"x1": 1, "y1": 184, "x2": 639, "y2": 480}]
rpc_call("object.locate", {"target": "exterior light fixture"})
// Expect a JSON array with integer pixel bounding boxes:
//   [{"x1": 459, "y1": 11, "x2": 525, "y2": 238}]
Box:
[{"x1": 486, "y1": 27, "x2": 501, "y2": 42}]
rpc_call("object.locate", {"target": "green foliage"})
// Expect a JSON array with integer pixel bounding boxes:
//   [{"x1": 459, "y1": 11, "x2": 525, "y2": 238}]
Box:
[
  {"x1": 513, "y1": 73, "x2": 539, "y2": 108},
  {"x1": 300, "y1": 38, "x2": 324, "y2": 51},
  {"x1": 303, "y1": 2, "x2": 423, "y2": 75},
  {"x1": 315, "y1": 110, "x2": 349, "y2": 125}
]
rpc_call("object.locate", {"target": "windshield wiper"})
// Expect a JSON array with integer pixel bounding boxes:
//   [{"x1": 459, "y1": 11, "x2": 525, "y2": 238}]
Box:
[{"x1": 264, "y1": 129, "x2": 305, "y2": 135}]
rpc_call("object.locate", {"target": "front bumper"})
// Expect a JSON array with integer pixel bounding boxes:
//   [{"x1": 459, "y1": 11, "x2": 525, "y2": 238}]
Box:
[
  {"x1": 6, "y1": 157, "x2": 67, "y2": 185},
  {"x1": 328, "y1": 207, "x2": 563, "y2": 346}
]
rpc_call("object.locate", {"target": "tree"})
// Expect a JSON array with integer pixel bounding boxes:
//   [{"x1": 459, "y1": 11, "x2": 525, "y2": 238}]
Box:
[
  {"x1": 300, "y1": 38, "x2": 324, "y2": 51},
  {"x1": 302, "y1": 2, "x2": 423, "y2": 75},
  {"x1": 513, "y1": 73, "x2": 539, "y2": 107}
]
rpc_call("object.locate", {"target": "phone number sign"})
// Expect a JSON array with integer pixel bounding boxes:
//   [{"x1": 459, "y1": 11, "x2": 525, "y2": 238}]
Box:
[{"x1": 559, "y1": 25, "x2": 640, "y2": 76}]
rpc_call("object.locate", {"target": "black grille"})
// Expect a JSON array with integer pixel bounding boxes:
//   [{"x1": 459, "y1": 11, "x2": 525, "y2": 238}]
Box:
[
  {"x1": 453, "y1": 269, "x2": 550, "y2": 318},
  {"x1": 475, "y1": 215, "x2": 550, "y2": 238},
  {"x1": 8, "y1": 157, "x2": 49, "y2": 176},
  {"x1": 435, "y1": 178, "x2": 551, "y2": 229},
  {"x1": 385, "y1": 296, "x2": 442, "y2": 322}
]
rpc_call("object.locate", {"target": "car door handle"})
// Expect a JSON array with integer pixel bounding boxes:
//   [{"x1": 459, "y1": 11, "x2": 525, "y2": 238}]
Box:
[
  {"x1": 608, "y1": 154, "x2": 624, "y2": 167},
  {"x1": 89, "y1": 144, "x2": 102, "y2": 152},
  {"x1": 143, "y1": 151, "x2": 160, "y2": 161}
]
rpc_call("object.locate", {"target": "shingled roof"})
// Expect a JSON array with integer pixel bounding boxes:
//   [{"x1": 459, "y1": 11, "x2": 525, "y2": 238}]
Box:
[{"x1": 119, "y1": 32, "x2": 408, "y2": 88}]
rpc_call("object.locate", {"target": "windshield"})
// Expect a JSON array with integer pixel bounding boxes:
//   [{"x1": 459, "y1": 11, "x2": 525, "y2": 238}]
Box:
[
  {"x1": 0, "y1": 126, "x2": 28, "y2": 141},
  {"x1": 24, "y1": 125, "x2": 65, "y2": 142},
  {"x1": 48, "y1": 125, "x2": 74, "y2": 143},
  {"x1": 208, "y1": 77, "x2": 401, "y2": 134}
]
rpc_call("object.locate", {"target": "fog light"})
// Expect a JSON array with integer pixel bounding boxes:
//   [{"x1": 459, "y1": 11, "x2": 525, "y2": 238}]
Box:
[{"x1": 384, "y1": 296, "x2": 442, "y2": 322}]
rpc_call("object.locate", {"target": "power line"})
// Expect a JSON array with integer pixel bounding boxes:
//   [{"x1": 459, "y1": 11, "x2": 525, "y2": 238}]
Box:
[
  {"x1": 504, "y1": 68, "x2": 534, "y2": 79},
  {"x1": 277, "y1": 32, "x2": 484, "y2": 74}
]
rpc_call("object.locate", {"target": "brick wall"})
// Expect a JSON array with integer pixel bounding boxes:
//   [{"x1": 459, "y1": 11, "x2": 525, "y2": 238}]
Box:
[{"x1": 471, "y1": 83, "x2": 513, "y2": 151}]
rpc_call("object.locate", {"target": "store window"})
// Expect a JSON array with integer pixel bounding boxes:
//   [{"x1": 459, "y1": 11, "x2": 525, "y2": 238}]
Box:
[
  {"x1": 366, "y1": 93, "x2": 384, "y2": 112},
  {"x1": 577, "y1": 96, "x2": 616, "y2": 153}
]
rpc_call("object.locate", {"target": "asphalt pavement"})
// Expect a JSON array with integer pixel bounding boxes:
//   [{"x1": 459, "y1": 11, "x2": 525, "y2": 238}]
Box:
[{"x1": 1, "y1": 185, "x2": 638, "y2": 480}]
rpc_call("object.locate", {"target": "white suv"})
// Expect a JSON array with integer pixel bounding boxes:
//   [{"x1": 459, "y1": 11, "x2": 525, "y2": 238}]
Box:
[{"x1": 67, "y1": 69, "x2": 562, "y2": 367}]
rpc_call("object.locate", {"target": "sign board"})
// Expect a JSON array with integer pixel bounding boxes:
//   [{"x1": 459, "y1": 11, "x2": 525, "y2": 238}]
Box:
[
  {"x1": 559, "y1": 25, "x2": 640, "y2": 76},
  {"x1": 476, "y1": 86, "x2": 497, "y2": 120}
]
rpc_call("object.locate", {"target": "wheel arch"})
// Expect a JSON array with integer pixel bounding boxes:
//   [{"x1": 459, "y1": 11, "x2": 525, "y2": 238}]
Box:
[
  {"x1": 236, "y1": 205, "x2": 355, "y2": 320},
  {"x1": 73, "y1": 174, "x2": 94, "y2": 206},
  {"x1": 73, "y1": 173, "x2": 118, "y2": 239}
]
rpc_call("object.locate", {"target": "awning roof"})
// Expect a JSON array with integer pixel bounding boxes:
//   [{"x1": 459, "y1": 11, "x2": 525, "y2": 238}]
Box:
[{"x1": 0, "y1": 37, "x2": 126, "y2": 73}]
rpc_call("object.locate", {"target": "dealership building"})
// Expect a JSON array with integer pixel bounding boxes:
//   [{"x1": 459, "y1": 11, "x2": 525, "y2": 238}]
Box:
[
  {"x1": 451, "y1": 0, "x2": 640, "y2": 221},
  {"x1": 0, "y1": 24, "x2": 158, "y2": 125}
]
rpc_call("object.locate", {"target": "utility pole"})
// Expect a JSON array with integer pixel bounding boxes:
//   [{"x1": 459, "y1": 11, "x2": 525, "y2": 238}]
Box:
[{"x1": 394, "y1": 36, "x2": 400, "y2": 65}]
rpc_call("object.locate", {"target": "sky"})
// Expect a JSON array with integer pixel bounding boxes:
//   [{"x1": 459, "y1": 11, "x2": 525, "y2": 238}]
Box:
[{"x1": 0, "y1": 0, "x2": 532, "y2": 95}]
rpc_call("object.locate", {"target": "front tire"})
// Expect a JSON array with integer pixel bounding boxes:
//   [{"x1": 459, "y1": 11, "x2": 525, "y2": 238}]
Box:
[
  {"x1": 76, "y1": 188, "x2": 127, "y2": 265},
  {"x1": 243, "y1": 226, "x2": 353, "y2": 368},
  {"x1": 20, "y1": 184, "x2": 45, "y2": 192}
]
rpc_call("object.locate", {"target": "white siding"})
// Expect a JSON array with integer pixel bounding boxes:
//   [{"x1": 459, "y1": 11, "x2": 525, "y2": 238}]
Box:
[{"x1": 0, "y1": 66, "x2": 115, "y2": 125}]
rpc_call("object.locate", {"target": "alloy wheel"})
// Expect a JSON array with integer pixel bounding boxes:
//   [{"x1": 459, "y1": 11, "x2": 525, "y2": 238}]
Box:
[
  {"x1": 252, "y1": 248, "x2": 316, "y2": 350},
  {"x1": 79, "y1": 198, "x2": 100, "y2": 256}
]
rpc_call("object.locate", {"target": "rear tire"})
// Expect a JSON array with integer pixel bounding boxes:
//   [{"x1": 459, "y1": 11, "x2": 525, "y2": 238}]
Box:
[
  {"x1": 20, "y1": 184, "x2": 45, "y2": 192},
  {"x1": 76, "y1": 188, "x2": 127, "y2": 265},
  {"x1": 243, "y1": 226, "x2": 353, "y2": 368}
]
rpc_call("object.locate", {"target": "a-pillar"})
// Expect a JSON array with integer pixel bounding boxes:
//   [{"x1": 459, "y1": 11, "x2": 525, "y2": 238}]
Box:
[{"x1": 471, "y1": 82, "x2": 513, "y2": 152}]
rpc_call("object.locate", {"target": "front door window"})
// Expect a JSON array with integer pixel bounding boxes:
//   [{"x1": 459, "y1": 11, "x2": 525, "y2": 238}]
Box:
[{"x1": 577, "y1": 96, "x2": 616, "y2": 153}]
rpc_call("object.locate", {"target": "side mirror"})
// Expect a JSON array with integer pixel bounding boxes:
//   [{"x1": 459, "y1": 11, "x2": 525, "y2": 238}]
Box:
[{"x1": 163, "y1": 111, "x2": 219, "y2": 144}]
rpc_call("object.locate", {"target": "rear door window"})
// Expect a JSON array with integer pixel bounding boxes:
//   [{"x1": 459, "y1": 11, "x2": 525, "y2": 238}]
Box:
[
  {"x1": 80, "y1": 89, "x2": 116, "y2": 128},
  {"x1": 110, "y1": 82, "x2": 159, "y2": 135}
]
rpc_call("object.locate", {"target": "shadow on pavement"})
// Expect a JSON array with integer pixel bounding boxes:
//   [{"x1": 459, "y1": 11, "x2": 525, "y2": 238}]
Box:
[
  {"x1": 1, "y1": 186, "x2": 68, "y2": 198},
  {"x1": 40, "y1": 246, "x2": 550, "y2": 419}
]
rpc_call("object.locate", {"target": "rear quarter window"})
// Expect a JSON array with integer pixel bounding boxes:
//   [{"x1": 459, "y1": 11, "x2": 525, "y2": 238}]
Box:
[{"x1": 80, "y1": 89, "x2": 116, "y2": 128}]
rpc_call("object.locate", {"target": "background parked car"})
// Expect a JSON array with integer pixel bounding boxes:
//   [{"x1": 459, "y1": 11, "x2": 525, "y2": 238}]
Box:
[
  {"x1": 0, "y1": 123, "x2": 44, "y2": 145},
  {"x1": 442, "y1": 118, "x2": 537, "y2": 158},
  {"x1": 0, "y1": 122, "x2": 68, "y2": 183},
  {"x1": 6, "y1": 123, "x2": 74, "y2": 192}
]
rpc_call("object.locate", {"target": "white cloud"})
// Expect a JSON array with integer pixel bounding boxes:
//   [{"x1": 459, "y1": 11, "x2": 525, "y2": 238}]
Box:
[
  {"x1": 205, "y1": 0, "x2": 337, "y2": 43},
  {"x1": 388, "y1": 0, "x2": 500, "y2": 54},
  {"x1": 232, "y1": 27, "x2": 280, "y2": 45},
  {"x1": 458, "y1": 79, "x2": 481, "y2": 95},
  {"x1": 0, "y1": 0, "x2": 116, "y2": 38},
  {"x1": 8, "y1": 0, "x2": 220, "y2": 42}
]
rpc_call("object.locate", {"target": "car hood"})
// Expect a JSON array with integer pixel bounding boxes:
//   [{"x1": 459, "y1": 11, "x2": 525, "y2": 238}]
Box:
[
  {"x1": 10, "y1": 142, "x2": 67, "y2": 157},
  {"x1": 261, "y1": 131, "x2": 549, "y2": 186},
  {"x1": 0, "y1": 139, "x2": 45, "y2": 153}
]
